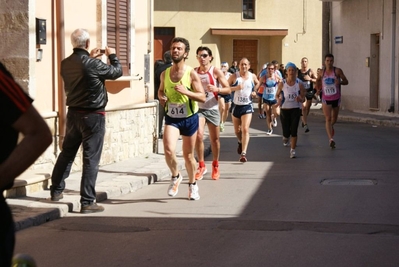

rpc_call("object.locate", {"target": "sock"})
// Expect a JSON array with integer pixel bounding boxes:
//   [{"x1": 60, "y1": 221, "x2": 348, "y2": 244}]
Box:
[
  {"x1": 212, "y1": 160, "x2": 218, "y2": 167},
  {"x1": 199, "y1": 161, "x2": 205, "y2": 168}
]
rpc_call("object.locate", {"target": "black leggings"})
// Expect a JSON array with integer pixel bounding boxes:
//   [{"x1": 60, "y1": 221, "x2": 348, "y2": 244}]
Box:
[{"x1": 280, "y1": 108, "x2": 301, "y2": 138}]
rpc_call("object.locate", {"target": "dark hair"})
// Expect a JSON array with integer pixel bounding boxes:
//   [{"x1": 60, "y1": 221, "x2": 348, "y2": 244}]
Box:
[
  {"x1": 325, "y1": 53, "x2": 334, "y2": 60},
  {"x1": 171, "y1": 37, "x2": 190, "y2": 54},
  {"x1": 154, "y1": 59, "x2": 164, "y2": 69},
  {"x1": 196, "y1": 46, "x2": 213, "y2": 62},
  {"x1": 163, "y1": 50, "x2": 172, "y2": 64},
  {"x1": 271, "y1": 60, "x2": 279, "y2": 65}
]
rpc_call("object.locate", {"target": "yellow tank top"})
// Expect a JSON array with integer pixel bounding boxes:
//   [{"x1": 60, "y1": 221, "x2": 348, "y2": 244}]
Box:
[{"x1": 164, "y1": 66, "x2": 198, "y2": 118}]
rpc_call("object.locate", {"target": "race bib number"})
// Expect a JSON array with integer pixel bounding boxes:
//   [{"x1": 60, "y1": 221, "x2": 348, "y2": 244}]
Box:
[
  {"x1": 168, "y1": 103, "x2": 188, "y2": 118},
  {"x1": 265, "y1": 87, "x2": 276, "y2": 94},
  {"x1": 237, "y1": 96, "x2": 250, "y2": 103},
  {"x1": 286, "y1": 92, "x2": 298, "y2": 102},
  {"x1": 324, "y1": 85, "x2": 337, "y2": 96},
  {"x1": 303, "y1": 81, "x2": 311, "y2": 89}
]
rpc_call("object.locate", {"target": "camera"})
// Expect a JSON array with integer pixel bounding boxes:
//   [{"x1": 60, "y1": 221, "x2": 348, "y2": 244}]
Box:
[{"x1": 99, "y1": 49, "x2": 106, "y2": 53}]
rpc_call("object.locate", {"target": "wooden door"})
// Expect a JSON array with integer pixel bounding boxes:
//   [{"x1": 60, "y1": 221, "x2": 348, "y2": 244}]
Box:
[
  {"x1": 233, "y1": 39, "x2": 258, "y2": 73},
  {"x1": 154, "y1": 27, "x2": 175, "y2": 62}
]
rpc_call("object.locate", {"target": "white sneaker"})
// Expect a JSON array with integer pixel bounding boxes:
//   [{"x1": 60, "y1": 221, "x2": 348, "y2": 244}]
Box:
[
  {"x1": 290, "y1": 149, "x2": 296, "y2": 158},
  {"x1": 168, "y1": 174, "x2": 183, "y2": 197},
  {"x1": 266, "y1": 129, "x2": 273, "y2": 135},
  {"x1": 283, "y1": 138, "x2": 290, "y2": 147},
  {"x1": 188, "y1": 183, "x2": 200, "y2": 200},
  {"x1": 273, "y1": 118, "x2": 278, "y2": 127}
]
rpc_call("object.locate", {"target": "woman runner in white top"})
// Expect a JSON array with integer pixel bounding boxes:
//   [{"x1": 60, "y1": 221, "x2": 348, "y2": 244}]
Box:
[
  {"x1": 276, "y1": 62, "x2": 306, "y2": 158},
  {"x1": 227, "y1": 58, "x2": 260, "y2": 162}
]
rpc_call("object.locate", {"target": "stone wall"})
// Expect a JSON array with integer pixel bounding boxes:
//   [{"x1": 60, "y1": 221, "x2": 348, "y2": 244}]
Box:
[{"x1": 30, "y1": 105, "x2": 157, "y2": 173}]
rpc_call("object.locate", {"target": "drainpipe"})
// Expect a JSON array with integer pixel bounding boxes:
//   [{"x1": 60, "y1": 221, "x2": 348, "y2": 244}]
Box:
[
  {"x1": 294, "y1": 0, "x2": 307, "y2": 43},
  {"x1": 55, "y1": 0, "x2": 66, "y2": 149},
  {"x1": 388, "y1": 0, "x2": 396, "y2": 113},
  {"x1": 145, "y1": 0, "x2": 160, "y2": 154}
]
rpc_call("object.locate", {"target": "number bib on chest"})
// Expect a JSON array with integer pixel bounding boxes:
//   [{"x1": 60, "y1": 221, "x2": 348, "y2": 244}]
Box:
[
  {"x1": 323, "y1": 85, "x2": 337, "y2": 96},
  {"x1": 265, "y1": 87, "x2": 276, "y2": 94},
  {"x1": 168, "y1": 103, "x2": 188, "y2": 118},
  {"x1": 286, "y1": 92, "x2": 298, "y2": 102},
  {"x1": 303, "y1": 81, "x2": 311, "y2": 90}
]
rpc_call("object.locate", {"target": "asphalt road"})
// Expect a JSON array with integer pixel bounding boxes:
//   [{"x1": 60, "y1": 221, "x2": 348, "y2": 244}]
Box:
[{"x1": 14, "y1": 113, "x2": 399, "y2": 267}]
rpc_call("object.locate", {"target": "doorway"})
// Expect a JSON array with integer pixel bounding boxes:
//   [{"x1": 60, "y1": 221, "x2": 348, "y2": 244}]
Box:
[
  {"x1": 369, "y1": 33, "x2": 380, "y2": 110},
  {"x1": 154, "y1": 27, "x2": 175, "y2": 62},
  {"x1": 233, "y1": 39, "x2": 258, "y2": 73}
]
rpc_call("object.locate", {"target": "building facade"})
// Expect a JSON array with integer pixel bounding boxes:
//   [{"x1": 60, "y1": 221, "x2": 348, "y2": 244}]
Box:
[
  {"x1": 323, "y1": 0, "x2": 399, "y2": 114},
  {"x1": 0, "y1": 0, "x2": 157, "y2": 173},
  {"x1": 154, "y1": 0, "x2": 323, "y2": 75}
]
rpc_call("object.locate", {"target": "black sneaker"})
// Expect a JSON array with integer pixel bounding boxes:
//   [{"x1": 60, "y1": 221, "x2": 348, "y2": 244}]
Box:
[
  {"x1": 330, "y1": 139, "x2": 336, "y2": 149},
  {"x1": 51, "y1": 192, "x2": 63, "y2": 201},
  {"x1": 80, "y1": 203, "x2": 105, "y2": 214}
]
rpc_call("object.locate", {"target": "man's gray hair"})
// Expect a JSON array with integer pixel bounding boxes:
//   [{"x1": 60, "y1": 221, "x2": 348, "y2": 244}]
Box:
[{"x1": 71, "y1": 28, "x2": 90, "y2": 48}]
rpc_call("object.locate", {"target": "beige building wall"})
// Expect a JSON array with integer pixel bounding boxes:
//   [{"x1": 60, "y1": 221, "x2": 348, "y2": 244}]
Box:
[
  {"x1": 329, "y1": 0, "x2": 398, "y2": 114},
  {"x1": 1, "y1": 0, "x2": 157, "y2": 172},
  {"x1": 154, "y1": 0, "x2": 322, "y2": 72}
]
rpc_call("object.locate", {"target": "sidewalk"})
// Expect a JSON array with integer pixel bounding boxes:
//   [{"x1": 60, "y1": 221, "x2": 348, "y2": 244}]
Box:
[{"x1": 8, "y1": 105, "x2": 399, "y2": 231}]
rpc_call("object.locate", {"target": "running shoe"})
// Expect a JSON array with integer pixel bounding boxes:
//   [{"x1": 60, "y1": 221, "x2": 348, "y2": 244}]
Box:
[
  {"x1": 273, "y1": 118, "x2": 278, "y2": 127},
  {"x1": 195, "y1": 166, "x2": 207, "y2": 180},
  {"x1": 168, "y1": 173, "x2": 183, "y2": 197},
  {"x1": 220, "y1": 123, "x2": 224, "y2": 132},
  {"x1": 290, "y1": 149, "x2": 296, "y2": 158},
  {"x1": 302, "y1": 122, "x2": 305, "y2": 128},
  {"x1": 258, "y1": 114, "x2": 265, "y2": 119},
  {"x1": 188, "y1": 183, "x2": 200, "y2": 200},
  {"x1": 237, "y1": 142, "x2": 242, "y2": 154},
  {"x1": 211, "y1": 165, "x2": 220, "y2": 180},
  {"x1": 266, "y1": 129, "x2": 273, "y2": 135},
  {"x1": 239, "y1": 152, "x2": 247, "y2": 162},
  {"x1": 304, "y1": 124, "x2": 309, "y2": 133},
  {"x1": 283, "y1": 138, "x2": 290, "y2": 147},
  {"x1": 330, "y1": 139, "x2": 336, "y2": 149}
]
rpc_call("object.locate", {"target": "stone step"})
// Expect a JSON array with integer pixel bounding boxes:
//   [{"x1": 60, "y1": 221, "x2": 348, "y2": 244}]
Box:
[{"x1": 4, "y1": 170, "x2": 51, "y2": 198}]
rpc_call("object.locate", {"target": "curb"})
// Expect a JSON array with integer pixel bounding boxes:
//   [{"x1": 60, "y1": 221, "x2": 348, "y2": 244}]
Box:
[{"x1": 9, "y1": 137, "x2": 212, "y2": 231}]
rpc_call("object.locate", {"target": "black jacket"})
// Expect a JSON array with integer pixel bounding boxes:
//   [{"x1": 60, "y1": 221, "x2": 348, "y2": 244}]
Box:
[{"x1": 61, "y1": 48, "x2": 123, "y2": 111}]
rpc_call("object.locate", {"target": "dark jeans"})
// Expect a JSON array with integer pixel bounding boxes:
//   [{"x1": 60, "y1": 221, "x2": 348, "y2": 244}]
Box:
[
  {"x1": 0, "y1": 195, "x2": 14, "y2": 267},
  {"x1": 51, "y1": 110, "x2": 105, "y2": 206},
  {"x1": 280, "y1": 108, "x2": 301, "y2": 138}
]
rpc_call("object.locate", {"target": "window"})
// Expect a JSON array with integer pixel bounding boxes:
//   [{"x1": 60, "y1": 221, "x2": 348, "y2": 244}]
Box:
[
  {"x1": 107, "y1": 0, "x2": 130, "y2": 75},
  {"x1": 243, "y1": 0, "x2": 255, "y2": 20}
]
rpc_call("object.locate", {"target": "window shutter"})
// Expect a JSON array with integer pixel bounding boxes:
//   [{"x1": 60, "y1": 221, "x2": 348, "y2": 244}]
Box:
[{"x1": 107, "y1": 0, "x2": 130, "y2": 75}]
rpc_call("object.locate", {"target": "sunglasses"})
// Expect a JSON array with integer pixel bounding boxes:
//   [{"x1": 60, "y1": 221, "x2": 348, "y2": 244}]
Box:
[
  {"x1": 197, "y1": 54, "x2": 209, "y2": 58},
  {"x1": 268, "y1": 68, "x2": 274, "y2": 70}
]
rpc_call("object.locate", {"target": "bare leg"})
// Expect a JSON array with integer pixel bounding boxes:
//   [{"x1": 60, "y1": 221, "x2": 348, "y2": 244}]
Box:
[
  {"x1": 322, "y1": 103, "x2": 333, "y2": 140},
  {"x1": 182, "y1": 133, "x2": 197, "y2": 184},
  {"x1": 207, "y1": 123, "x2": 220, "y2": 161},
  {"x1": 195, "y1": 116, "x2": 207, "y2": 163},
  {"x1": 240, "y1": 113, "x2": 253, "y2": 153},
  {"x1": 163, "y1": 125, "x2": 180, "y2": 176}
]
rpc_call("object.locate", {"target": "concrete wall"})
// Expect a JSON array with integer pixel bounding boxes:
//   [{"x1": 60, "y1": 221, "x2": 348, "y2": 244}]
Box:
[
  {"x1": 0, "y1": 0, "x2": 156, "y2": 172},
  {"x1": 330, "y1": 0, "x2": 398, "y2": 114}
]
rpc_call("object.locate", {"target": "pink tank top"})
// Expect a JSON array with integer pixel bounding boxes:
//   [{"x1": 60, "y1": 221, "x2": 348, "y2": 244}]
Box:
[{"x1": 322, "y1": 68, "x2": 340, "y2": 101}]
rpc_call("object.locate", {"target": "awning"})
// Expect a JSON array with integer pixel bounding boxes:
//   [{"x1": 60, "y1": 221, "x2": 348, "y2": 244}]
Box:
[{"x1": 211, "y1": 28, "x2": 288, "y2": 36}]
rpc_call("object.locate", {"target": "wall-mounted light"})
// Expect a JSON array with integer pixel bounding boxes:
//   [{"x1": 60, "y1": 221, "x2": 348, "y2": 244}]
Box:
[{"x1": 37, "y1": 48, "x2": 43, "y2": 62}]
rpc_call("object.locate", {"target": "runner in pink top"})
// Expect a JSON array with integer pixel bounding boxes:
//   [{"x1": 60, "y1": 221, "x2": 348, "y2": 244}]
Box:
[{"x1": 315, "y1": 53, "x2": 349, "y2": 149}]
